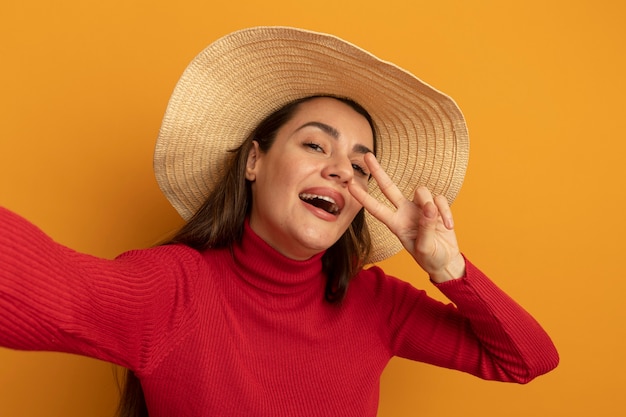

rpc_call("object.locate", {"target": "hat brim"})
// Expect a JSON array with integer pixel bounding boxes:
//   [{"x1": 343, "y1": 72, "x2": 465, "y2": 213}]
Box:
[{"x1": 154, "y1": 26, "x2": 469, "y2": 263}]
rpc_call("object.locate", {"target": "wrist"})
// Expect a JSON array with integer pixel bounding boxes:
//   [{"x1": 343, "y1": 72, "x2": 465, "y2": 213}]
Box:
[{"x1": 429, "y1": 254, "x2": 466, "y2": 284}]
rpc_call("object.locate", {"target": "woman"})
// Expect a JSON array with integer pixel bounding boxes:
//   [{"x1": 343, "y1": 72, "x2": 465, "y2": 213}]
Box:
[{"x1": 0, "y1": 27, "x2": 558, "y2": 417}]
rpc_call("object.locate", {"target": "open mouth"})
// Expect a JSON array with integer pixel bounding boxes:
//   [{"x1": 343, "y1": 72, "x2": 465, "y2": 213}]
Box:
[{"x1": 299, "y1": 193, "x2": 341, "y2": 215}]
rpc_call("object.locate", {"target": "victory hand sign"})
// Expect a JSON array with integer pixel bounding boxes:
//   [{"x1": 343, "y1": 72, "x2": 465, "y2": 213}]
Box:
[{"x1": 349, "y1": 153, "x2": 466, "y2": 283}]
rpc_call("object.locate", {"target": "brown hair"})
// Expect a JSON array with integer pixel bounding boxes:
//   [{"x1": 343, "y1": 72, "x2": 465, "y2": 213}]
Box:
[{"x1": 115, "y1": 95, "x2": 377, "y2": 417}]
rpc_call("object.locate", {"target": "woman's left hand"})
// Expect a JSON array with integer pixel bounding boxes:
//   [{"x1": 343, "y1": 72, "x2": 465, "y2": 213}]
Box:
[{"x1": 348, "y1": 153, "x2": 465, "y2": 283}]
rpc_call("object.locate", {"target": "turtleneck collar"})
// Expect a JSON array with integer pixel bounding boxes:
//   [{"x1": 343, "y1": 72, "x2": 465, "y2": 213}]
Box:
[{"x1": 228, "y1": 219, "x2": 327, "y2": 296}]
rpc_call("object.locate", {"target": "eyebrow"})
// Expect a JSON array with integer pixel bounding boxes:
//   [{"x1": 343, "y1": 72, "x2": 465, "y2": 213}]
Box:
[{"x1": 295, "y1": 121, "x2": 373, "y2": 155}]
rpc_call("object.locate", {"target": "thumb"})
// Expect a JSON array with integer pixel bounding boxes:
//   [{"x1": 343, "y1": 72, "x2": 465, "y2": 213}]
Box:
[
  {"x1": 416, "y1": 201, "x2": 439, "y2": 250},
  {"x1": 421, "y1": 200, "x2": 440, "y2": 229},
  {"x1": 413, "y1": 186, "x2": 439, "y2": 231}
]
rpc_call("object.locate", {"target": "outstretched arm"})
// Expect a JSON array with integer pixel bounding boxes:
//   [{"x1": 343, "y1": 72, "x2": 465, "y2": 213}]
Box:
[{"x1": 0, "y1": 207, "x2": 200, "y2": 374}]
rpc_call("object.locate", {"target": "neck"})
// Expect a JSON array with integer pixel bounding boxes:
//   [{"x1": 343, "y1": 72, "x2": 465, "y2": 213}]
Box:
[{"x1": 223, "y1": 220, "x2": 327, "y2": 296}]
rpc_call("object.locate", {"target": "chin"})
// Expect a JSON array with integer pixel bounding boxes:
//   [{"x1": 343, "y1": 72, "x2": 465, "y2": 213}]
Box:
[
  {"x1": 303, "y1": 236, "x2": 344, "y2": 256},
  {"x1": 291, "y1": 217, "x2": 351, "y2": 253}
]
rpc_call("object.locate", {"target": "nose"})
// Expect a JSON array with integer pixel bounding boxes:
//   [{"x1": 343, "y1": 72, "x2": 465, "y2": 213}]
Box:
[{"x1": 322, "y1": 154, "x2": 353, "y2": 185}]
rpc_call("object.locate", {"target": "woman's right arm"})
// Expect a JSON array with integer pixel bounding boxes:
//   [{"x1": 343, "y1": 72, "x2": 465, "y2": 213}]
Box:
[{"x1": 0, "y1": 207, "x2": 200, "y2": 374}]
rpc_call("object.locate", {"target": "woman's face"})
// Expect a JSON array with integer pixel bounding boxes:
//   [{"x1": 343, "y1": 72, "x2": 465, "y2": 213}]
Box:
[{"x1": 246, "y1": 97, "x2": 374, "y2": 260}]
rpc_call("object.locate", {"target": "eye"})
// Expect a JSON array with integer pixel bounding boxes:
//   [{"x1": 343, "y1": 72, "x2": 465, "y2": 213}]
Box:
[
  {"x1": 352, "y1": 163, "x2": 369, "y2": 177},
  {"x1": 305, "y1": 142, "x2": 325, "y2": 153}
]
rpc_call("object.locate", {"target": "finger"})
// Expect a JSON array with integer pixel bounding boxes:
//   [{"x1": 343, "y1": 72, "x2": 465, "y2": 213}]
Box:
[
  {"x1": 434, "y1": 194, "x2": 454, "y2": 229},
  {"x1": 414, "y1": 199, "x2": 440, "y2": 255},
  {"x1": 414, "y1": 187, "x2": 451, "y2": 229},
  {"x1": 414, "y1": 187, "x2": 442, "y2": 231},
  {"x1": 422, "y1": 200, "x2": 438, "y2": 220},
  {"x1": 348, "y1": 180, "x2": 395, "y2": 228},
  {"x1": 365, "y1": 153, "x2": 406, "y2": 208},
  {"x1": 413, "y1": 186, "x2": 435, "y2": 209}
]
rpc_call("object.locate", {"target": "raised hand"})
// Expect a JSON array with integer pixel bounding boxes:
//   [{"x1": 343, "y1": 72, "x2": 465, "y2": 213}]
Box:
[{"x1": 349, "y1": 153, "x2": 465, "y2": 283}]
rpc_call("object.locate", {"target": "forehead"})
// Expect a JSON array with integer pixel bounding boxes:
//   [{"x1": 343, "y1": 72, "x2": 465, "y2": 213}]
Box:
[{"x1": 287, "y1": 97, "x2": 374, "y2": 144}]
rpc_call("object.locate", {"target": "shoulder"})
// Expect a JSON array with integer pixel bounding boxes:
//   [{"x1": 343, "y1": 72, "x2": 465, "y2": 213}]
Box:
[
  {"x1": 116, "y1": 243, "x2": 202, "y2": 263},
  {"x1": 348, "y1": 265, "x2": 428, "y2": 307},
  {"x1": 114, "y1": 244, "x2": 208, "y2": 282}
]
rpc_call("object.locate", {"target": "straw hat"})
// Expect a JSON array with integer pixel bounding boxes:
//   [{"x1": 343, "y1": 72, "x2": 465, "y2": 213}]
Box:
[{"x1": 154, "y1": 26, "x2": 469, "y2": 263}]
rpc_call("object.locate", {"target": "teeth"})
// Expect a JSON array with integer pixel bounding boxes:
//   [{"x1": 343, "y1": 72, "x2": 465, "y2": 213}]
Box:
[
  {"x1": 299, "y1": 193, "x2": 341, "y2": 214},
  {"x1": 299, "y1": 193, "x2": 337, "y2": 205}
]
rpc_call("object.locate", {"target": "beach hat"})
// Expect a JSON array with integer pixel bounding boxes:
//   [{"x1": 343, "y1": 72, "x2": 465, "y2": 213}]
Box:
[{"x1": 154, "y1": 26, "x2": 469, "y2": 263}]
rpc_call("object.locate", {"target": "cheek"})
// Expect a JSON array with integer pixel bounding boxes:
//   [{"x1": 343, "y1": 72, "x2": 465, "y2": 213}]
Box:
[
  {"x1": 257, "y1": 159, "x2": 308, "y2": 196},
  {"x1": 345, "y1": 195, "x2": 365, "y2": 217},
  {"x1": 278, "y1": 158, "x2": 318, "y2": 184},
  {"x1": 257, "y1": 156, "x2": 290, "y2": 182},
  {"x1": 351, "y1": 180, "x2": 370, "y2": 203}
]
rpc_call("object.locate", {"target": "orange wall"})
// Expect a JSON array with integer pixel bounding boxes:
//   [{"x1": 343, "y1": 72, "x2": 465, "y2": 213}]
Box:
[{"x1": 1, "y1": 0, "x2": 624, "y2": 416}]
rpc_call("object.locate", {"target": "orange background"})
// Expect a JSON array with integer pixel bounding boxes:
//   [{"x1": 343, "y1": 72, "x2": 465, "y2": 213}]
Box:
[{"x1": 1, "y1": 0, "x2": 624, "y2": 416}]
